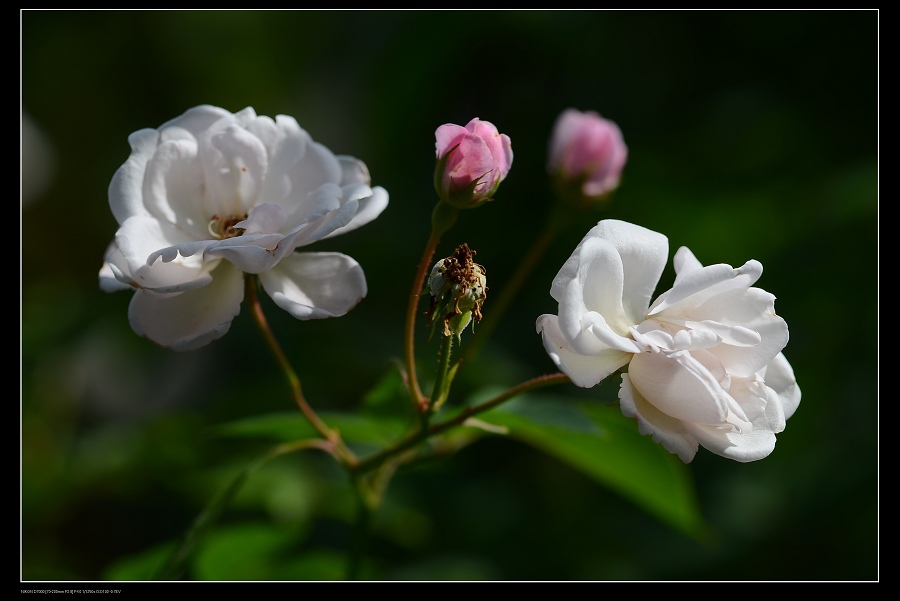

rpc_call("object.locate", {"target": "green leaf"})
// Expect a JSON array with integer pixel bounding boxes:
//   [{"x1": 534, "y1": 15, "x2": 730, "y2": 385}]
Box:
[
  {"x1": 478, "y1": 394, "x2": 710, "y2": 541},
  {"x1": 192, "y1": 522, "x2": 296, "y2": 581},
  {"x1": 152, "y1": 450, "x2": 264, "y2": 580},
  {"x1": 104, "y1": 542, "x2": 176, "y2": 581},
  {"x1": 214, "y1": 412, "x2": 318, "y2": 442},
  {"x1": 361, "y1": 365, "x2": 414, "y2": 420},
  {"x1": 278, "y1": 548, "x2": 350, "y2": 580},
  {"x1": 214, "y1": 411, "x2": 407, "y2": 449}
]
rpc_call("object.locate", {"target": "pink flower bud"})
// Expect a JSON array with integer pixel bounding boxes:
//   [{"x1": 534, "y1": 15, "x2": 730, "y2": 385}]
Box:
[
  {"x1": 548, "y1": 108, "x2": 627, "y2": 205},
  {"x1": 434, "y1": 118, "x2": 513, "y2": 209}
]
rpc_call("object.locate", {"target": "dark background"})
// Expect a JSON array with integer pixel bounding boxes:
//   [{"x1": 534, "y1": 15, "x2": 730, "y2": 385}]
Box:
[{"x1": 21, "y1": 10, "x2": 878, "y2": 581}]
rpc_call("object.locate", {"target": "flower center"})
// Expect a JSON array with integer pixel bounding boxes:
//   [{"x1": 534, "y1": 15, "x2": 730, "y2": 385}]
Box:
[{"x1": 207, "y1": 213, "x2": 248, "y2": 239}]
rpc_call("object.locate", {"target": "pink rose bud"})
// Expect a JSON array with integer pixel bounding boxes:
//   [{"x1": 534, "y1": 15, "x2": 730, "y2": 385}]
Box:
[
  {"x1": 548, "y1": 108, "x2": 627, "y2": 206},
  {"x1": 434, "y1": 118, "x2": 513, "y2": 209}
]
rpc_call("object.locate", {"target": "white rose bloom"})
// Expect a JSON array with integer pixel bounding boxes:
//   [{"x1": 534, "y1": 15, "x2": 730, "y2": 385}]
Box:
[
  {"x1": 536, "y1": 219, "x2": 800, "y2": 463},
  {"x1": 99, "y1": 105, "x2": 388, "y2": 351}
]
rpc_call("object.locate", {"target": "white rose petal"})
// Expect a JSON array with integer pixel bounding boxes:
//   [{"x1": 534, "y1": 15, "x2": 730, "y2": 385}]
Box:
[
  {"x1": 260, "y1": 252, "x2": 367, "y2": 320},
  {"x1": 128, "y1": 262, "x2": 244, "y2": 352},
  {"x1": 537, "y1": 219, "x2": 800, "y2": 463},
  {"x1": 99, "y1": 105, "x2": 388, "y2": 350}
]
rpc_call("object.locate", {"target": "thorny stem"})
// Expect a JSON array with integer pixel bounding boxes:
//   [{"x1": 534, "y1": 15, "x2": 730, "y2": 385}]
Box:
[
  {"x1": 245, "y1": 275, "x2": 358, "y2": 469},
  {"x1": 353, "y1": 372, "x2": 570, "y2": 475}
]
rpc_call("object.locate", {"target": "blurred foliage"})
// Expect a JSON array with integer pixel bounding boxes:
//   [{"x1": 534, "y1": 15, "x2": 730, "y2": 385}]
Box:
[{"x1": 21, "y1": 10, "x2": 877, "y2": 581}]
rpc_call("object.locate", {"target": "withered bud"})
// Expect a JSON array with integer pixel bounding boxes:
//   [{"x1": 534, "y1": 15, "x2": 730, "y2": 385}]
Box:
[{"x1": 424, "y1": 243, "x2": 488, "y2": 341}]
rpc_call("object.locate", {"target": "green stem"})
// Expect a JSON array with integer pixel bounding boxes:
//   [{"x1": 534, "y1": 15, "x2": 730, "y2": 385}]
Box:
[
  {"x1": 245, "y1": 275, "x2": 358, "y2": 469},
  {"x1": 427, "y1": 333, "x2": 455, "y2": 419},
  {"x1": 353, "y1": 372, "x2": 569, "y2": 475},
  {"x1": 431, "y1": 372, "x2": 571, "y2": 433},
  {"x1": 346, "y1": 474, "x2": 372, "y2": 581},
  {"x1": 464, "y1": 204, "x2": 573, "y2": 365},
  {"x1": 154, "y1": 439, "x2": 332, "y2": 580}
]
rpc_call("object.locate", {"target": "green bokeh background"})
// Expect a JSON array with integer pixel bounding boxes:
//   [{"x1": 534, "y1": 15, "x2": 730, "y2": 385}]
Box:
[{"x1": 21, "y1": 10, "x2": 878, "y2": 581}]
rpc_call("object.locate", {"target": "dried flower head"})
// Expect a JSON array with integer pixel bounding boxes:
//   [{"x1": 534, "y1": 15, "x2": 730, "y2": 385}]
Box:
[{"x1": 425, "y1": 243, "x2": 488, "y2": 341}]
